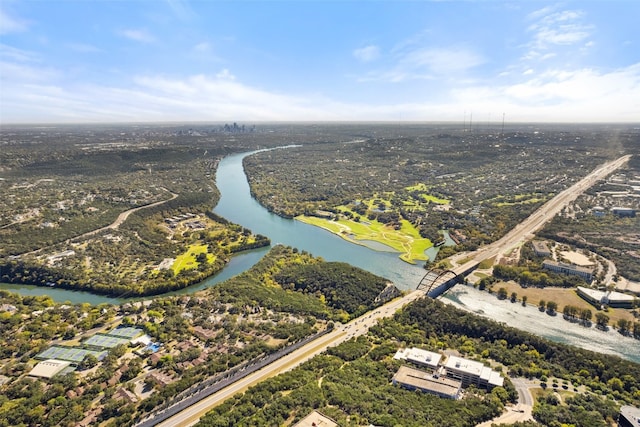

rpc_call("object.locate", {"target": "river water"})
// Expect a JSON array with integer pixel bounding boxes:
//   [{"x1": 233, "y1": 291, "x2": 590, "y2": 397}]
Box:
[
  {"x1": 213, "y1": 149, "x2": 427, "y2": 289},
  {"x1": 2, "y1": 147, "x2": 639, "y2": 362}
]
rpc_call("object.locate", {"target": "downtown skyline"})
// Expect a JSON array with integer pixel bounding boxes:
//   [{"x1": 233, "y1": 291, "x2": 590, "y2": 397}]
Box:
[{"x1": 1, "y1": 0, "x2": 639, "y2": 124}]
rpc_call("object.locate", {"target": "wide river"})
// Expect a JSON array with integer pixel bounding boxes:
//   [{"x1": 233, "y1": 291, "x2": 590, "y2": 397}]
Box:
[{"x1": 2, "y1": 147, "x2": 639, "y2": 362}]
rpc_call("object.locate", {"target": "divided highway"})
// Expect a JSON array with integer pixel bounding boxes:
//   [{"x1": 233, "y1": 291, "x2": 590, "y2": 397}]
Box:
[{"x1": 151, "y1": 155, "x2": 631, "y2": 427}]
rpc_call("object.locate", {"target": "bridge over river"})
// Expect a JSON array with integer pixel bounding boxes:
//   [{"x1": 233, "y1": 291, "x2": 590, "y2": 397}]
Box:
[
  {"x1": 417, "y1": 260, "x2": 480, "y2": 297},
  {"x1": 417, "y1": 154, "x2": 632, "y2": 299},
  {"x1": 143, "y1": 154, "x2": 632, "y2": 427}
]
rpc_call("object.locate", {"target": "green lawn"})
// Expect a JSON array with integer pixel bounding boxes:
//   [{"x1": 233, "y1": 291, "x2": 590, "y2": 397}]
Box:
[
  {"x1": 297, "y1": 215, "x2": 432, "y2": 264},
  {"x1": 171, "y1": 244, "x2": 215, "y2": 274},
  {"x1": 405, "y1": 183, "x2": 449, "y2": 204},
  {"x1": 297, "y1": 184, "x2": 453, "y2": 264}
]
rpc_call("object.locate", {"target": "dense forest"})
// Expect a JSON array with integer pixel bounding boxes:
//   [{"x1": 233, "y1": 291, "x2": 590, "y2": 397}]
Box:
[
  {"x1": 197, "y1": 297, "x2": 640, "y2": 426},
  {"x1": 0, "y1": 246, "x2": 394, "y2": 427},
  {"x1": 491, "y1": 264, "x2": 587, "y2": 288},
  {"x1": 244, "y1": 125, "x2": 637, "y2": 256},
  {"x1": 207, "y1": 246, "x2": 394, "y2": 322},
  {"x1": 274, "y1": 261, "x2": 391, "y2": 319},
  {"x1": 0, "y1": 144, "x2": 273, "y2": 296}
]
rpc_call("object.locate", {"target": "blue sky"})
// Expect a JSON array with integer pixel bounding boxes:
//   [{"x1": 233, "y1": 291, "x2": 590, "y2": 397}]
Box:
[{"x1": 1, "y1": 0, "x2": 638, "y2": 123}]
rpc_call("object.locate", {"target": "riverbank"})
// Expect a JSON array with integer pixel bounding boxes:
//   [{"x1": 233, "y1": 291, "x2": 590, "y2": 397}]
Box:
[
  {"x1": 442, "y1": 284, "x2": 640, "y2": 363},
  {"x1": 296, "y1": 214, "x2": 432, "y2": 264}
]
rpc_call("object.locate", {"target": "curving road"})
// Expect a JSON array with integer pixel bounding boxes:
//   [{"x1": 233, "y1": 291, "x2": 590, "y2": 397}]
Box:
[
  {"x1": 76, "y1": 188, "x2": 178, "y2": 237},
  {"x1": 477, "y1": 377, "x2": 535, "y2": 426},
  {"x1": 17, "y1": 188, "x2": 178, "y2": 257},
  {"x1": 152, "y1": 155, "x2": 631, "y2": 427}
]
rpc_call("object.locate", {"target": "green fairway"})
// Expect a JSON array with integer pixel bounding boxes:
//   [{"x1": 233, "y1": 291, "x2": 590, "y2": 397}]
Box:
[
  {"x1": 296, "y1": 215, "x2": 433, "y2": 264},
  {"x1": 171, "y1": 244, "x2": 215, "y2": 274},
  {"x1": 295, "y1": 184, "x2": 453, "y2": 264},
  {"x1": 405, "y1": 183, "x2": 449, "y2": 204}
]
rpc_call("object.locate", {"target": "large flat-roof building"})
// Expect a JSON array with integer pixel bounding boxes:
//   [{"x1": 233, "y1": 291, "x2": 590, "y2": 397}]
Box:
[
  {"x1": 392, "y1": 365, "x2": 462, "y2": 399},
  {"x1": 29, "y1": 359, "x2": 72, "y2": 378},
  {"x1": 542, "y1": 260, "x2": 593, "y2": 282},
  {"x1": 531, "y1": 241, "x2": 551, "y2": 257},
  {"x1": 443, "y1": 356, "x2": 504, "y2": 389},
  {"x1": 618, "y1": 405, "x2": 640, "y2": 427},
  {"x1": 393, "y1": 348, "x2": 442, "y2": 371},
  {"x1": 577, "y1": 286, "x2": 637, "y2": 309}
]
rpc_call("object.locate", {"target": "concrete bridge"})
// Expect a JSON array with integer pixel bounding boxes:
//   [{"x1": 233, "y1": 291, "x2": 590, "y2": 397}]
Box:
[
  {"x1": 417, "y1": 260, "x2": 480, "y2": 298},
  {"x1": 416, "y1": 155, "x2": 632, "y2": 299}
]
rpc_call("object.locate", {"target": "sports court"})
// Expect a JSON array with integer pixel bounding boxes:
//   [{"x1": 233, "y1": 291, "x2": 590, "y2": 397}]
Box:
[
  {"x1": 105, "y1": 326, "x2": 143, "y2": 339},
  {"x1": 35, "y1": 346, "x2": 107, "y2": 363},
  {"x1": 84, "y1": 334, "x2": 130, "y2": 349}
]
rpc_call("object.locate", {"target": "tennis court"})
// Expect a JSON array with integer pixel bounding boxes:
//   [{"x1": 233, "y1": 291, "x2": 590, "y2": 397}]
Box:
[
  {"x1": 84, "y1": 334, "x2": 130, "y2": 349},
  {"x1": 35, "y1": 346, "x2": 107, "y2": 363},
  {"x1": 105, "y1": 326, "x2": 143, "y2": 339}
]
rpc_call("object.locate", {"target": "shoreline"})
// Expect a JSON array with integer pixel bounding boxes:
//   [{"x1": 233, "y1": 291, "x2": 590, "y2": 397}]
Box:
[
  {"x1": 442, "y1": 284, "x2": 640, "y2": 363},
  {"x1": 295, "y1": 215, "x2": 424, "y2": 265}
]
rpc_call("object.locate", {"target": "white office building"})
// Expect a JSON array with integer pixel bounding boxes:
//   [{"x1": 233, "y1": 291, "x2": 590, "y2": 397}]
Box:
[{"x1": 444, "y1": 356, "x2": 504, "y2": 389}]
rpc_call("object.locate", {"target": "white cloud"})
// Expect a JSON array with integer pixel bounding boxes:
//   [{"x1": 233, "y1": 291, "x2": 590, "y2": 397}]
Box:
[
  {"x1": 353, "y1": 45, "x2": 380, "y2": 62},
  {"x1": 0, "y1": 8, "x2": 28, "y2": 34},
  {"x1": 0, "y1": 60, "x2": 59, "y2": 82},
  {"x1": 193, "y1": 42, "x2": 211, "y2": 53},
  {"x1": 215, "y1": 69, "x2": 235, "y2": 80},
  {"x1": 526, "y1": 8, "x2": 593, "y2": 56},
  {"x1": 1, "y1": 42, "x2": 638, "y2": 124},
  {"x1": 189, "y1": 41, "x2": 223, "y2": 62},
  {"x1": 0, "y1": 43, "x2": 38, "y2": 62},
  {"x1": 0, "y1": 44, "x2": 60, "y2": 82},
  {"x1": 450, "y1": 64, "x2": 640, "y2": 122},
  {"x1": 1, "y1": 67, "x2": 354, "y2": 122},
  {"x1": 527, "y1": 5, "x2": 560, "y2": 21},
  {"x1": 118, "y1": 29, "x2": 155, "y2": 43},
  {"x1": 401, "y1": 47, "x2": 484, "y2": 75},
  {"x1": 165, "y1": 0, "x2": 195, "y2": 21},
  {"x1": 356, "y1": 45, "x2": 484, "y2": 83}
]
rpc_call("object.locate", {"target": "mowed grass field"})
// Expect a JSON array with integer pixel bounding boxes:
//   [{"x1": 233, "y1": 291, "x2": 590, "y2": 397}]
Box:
[
  {"x1": 171, "y1": 244, "x2": 216, "y2": 274},
  {"x1": 296, "y1": 187, "x2": 449, "y2": 263},
  {"x1": 495, "y1": 281, "x2": 636, "y2": 324},
  {"x1": 297, "y1": 215, "x2": 432, "y2": 264}
]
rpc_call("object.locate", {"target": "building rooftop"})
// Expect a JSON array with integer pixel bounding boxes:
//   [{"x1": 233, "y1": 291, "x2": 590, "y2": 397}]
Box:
[
  {"x1": 612, "y1": 207, "x2": 635, "y2": 211},
  {"x1": 445, "y1": 355, "x2": 483, "y2": 376},
  {"x1": 444, "y1": 356, "x2": 504, "y2": 387},
  {"x1": 531, "y1": 240, "x2": 550, "y2": 253},
  {"x1": 393, "y1": 365, "x2": 461, "y2": 398},
  {"x1": 488, "y1": 371, "x2": 505, "y2": 387},
  {"x1": 577, "y1": 286, "x2": 605, "y2": 301},
  {"x1": 542, "y1": 260, "x2": 593, "y2": 275},
  {"x1": 578, "y1": 287, "x2": 636, "y2": 304},
  {"x1": 29, "y1": 359, "x2": 71, "y2": 378},
  {"x1": 293, "y1": 411, "x2": 339, "y2": 427},
  {"x1": 393, "y1": 348, "x2": 442, "y2": 368},
  {"x1": 607, "y1": 290, "x2": 636, "y2": 303},
  {"x1": 620, "y1": 405, "x2": 640, "y2": 426}
]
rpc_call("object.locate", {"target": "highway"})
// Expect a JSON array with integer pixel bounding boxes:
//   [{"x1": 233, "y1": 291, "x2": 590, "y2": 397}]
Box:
[
  {"x1": 153, "y1": 155, "x2": 630, "y2": 427},
  {"x1": 468, "y1": 154, "x2": 631, "y2": 265}
]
